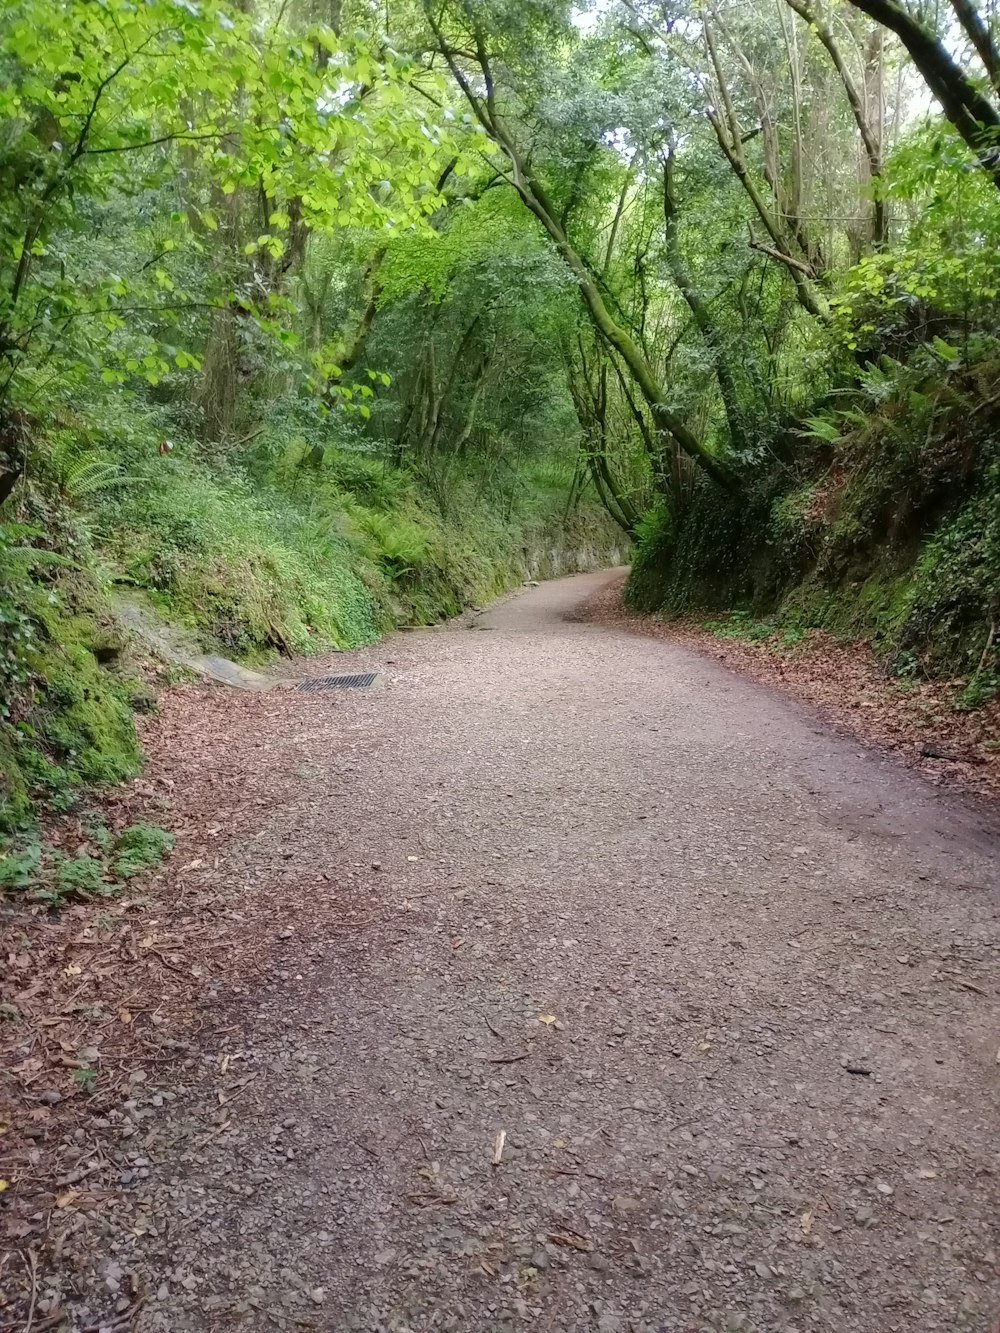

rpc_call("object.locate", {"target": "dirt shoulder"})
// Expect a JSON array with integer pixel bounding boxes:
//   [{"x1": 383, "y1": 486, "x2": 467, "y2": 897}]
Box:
[{"x1": 581, "y1": 574, "x2": 1000, "y2": 804}]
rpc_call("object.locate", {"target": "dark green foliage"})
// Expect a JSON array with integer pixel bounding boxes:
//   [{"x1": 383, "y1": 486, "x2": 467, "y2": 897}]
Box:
[
  {"x1": 55, "y1": 854, "x2": 108, "y2": 897},
  {"x1": 0, "y1": 840, "x2": 41, "y2": 888},
  {"x1": 628, "y1": 352, "x2": 1000, "y2": 685}
]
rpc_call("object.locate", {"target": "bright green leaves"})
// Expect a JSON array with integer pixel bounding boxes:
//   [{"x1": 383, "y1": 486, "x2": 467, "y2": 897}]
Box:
[
  {"x1": 0, "y1": 0, "x2": 471, "y2": 408},
  {"x1": 831, "y1": 122, "x2": 1000, "y2": 352}
]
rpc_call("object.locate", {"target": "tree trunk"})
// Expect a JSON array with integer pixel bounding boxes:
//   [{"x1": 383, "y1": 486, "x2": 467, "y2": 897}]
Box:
[
  {"x1": 198, "y1": 307, "x2": 239, "y2": 443},
  {"x1": 782, "y1": 0, "x2": 886, "y2": 248},
  {"x1": 702, "y1": 20, "x2": 831, "y2": 320}
]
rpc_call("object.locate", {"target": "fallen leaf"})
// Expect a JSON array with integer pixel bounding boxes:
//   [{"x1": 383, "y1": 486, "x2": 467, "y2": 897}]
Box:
[
  {"x1": 55, "y1": 1188, "x2": 80, "y2": 1209},
  {"x1": 407, "y1": 855, "x2": 419, "y2": 862},
  {"x1": 538, "y1": 1014, "x2": 557, "y2": 1026},
  {"x1": 63, "y1": 965, "x2": 82, "y2": 977},
  {"x1": 119, "y1": 1007, "x2": 132, "y2": 1025},
  {"x1": 800, "y1": 1210, "x2": 813, "y2": 1235},
  {"x1": 0, "y1": 1180, "x2": 8, "y2": 1193},
  {"x1": 917, "y1": 1168, "x2": 938, "y2": 1179}
]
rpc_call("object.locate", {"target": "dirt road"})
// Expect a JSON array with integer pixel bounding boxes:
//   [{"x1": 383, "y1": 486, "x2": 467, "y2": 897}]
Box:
[{"x1": 42, "y1": 571, "x2": 1000, "y2": 1331}]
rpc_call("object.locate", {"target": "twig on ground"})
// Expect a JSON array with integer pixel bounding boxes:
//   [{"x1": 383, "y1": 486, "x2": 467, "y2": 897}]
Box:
[{"x1": 22, "y1": 1247, "x2": 39, "y2": 1333}]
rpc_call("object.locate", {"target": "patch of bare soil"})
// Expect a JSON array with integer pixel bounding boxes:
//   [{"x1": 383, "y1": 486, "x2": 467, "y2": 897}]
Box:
[{"x1": 582, "y1": 575, "x2": 1000, "y2": 803}]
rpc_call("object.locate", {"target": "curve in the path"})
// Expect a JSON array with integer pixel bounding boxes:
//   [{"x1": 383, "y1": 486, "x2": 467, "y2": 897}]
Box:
[{"x1": 107, "y1": 571, "x2": 998, "y2": 1333}]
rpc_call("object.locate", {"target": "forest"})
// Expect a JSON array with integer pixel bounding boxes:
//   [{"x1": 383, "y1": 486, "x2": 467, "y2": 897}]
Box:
[{"x1": 3, "y1": 0, "x2": 1000, "y2": 831}]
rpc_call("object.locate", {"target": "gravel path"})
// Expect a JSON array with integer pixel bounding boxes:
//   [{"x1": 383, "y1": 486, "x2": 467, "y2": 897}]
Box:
[{"x1": 46, "y1": 571, "x2": 1000, "y2": 1332}]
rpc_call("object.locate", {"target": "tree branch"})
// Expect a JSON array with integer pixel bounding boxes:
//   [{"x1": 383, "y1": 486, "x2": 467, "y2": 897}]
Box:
[{"x1": 846, "y1": 0, "x2": 1000, "y2": 187}]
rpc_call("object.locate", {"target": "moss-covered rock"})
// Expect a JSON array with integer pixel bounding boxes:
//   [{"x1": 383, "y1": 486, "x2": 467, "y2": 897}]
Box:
[{"x1": 1, "y1": 549, "x2": 142, "y2": 835}]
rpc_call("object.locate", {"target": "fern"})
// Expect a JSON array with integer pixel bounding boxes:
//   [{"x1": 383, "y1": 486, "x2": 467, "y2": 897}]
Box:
[
  {"x1": 62, "y1": 455, "x2": 132, "y2": 499},
  {"x1": 2, "y1": 546, "x2": 76, "y2": 571},
  {"x1": 797, "y1": 416, "x2": 841, "y2": 444}
]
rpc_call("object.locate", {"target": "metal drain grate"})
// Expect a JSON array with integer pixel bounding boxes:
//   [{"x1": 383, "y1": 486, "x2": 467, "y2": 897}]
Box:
[{"x1": 296, "y1": 671, "x2": 379, "y2": 692}]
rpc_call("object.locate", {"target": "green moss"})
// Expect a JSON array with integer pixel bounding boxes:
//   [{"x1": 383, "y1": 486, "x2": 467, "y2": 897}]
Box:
[
  {"x1": 113, "y1": 822, "x2": 174, "y2": 878},
  {"x1": 26, "y1": 598, "x2": 141, "y2": 785},
  {"x1": 1, "y1": 553, "x2": 142, "y2": 834}
]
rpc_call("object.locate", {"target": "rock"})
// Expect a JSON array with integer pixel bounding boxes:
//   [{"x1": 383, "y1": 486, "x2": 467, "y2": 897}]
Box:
[
  {"x1": 310, "y1": 1288, "x2": 326, "y2": 1305},
  {"x1": 612, "y1": 1195, "x2": 641, "y2": 1216},
  {"x1": 589, "y1": 1253, "x2": 610, "y2": 1273},
  {"x1": 530, "y1": 1249, "x2": 549, "y2": 1271},
  {"x1": 753, "y1": 1260, "x2": 772, "y2": 1279},
  {"x1": 128, "y1": 687, "x2": 158, "y2": 714}
]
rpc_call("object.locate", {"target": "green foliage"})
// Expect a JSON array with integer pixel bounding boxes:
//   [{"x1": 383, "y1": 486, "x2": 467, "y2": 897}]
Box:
[
  {"x1": 630, "y1": 339, "x2": 1000, "y2": 693},
  {"x1": 0, "y1": 840, "x2": 41, "y2": 888},
  {"x1": 833, "y1": 125, "x2": 1000, "y2": 356},
  {"x1": 73, "y1": 1065, "x2": 98, "y2": 1095},
  {"x1": 0, "y1": 0, "x2": 466, "y2": 415},
  {"x1": 112, "y1": 823, "x2": 174, "y2": 879},
  {"x1": 55, "y1": 853, "x2": 108, "y2": 897},
  {"x1": 0, "y1": 819, "x2": 173, "y2": 908}
]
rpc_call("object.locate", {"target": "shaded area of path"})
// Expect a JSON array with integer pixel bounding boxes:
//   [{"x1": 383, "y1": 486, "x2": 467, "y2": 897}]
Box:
[{"x1": 56, "y1": 572, "x2": 1000, "y2": 1331}]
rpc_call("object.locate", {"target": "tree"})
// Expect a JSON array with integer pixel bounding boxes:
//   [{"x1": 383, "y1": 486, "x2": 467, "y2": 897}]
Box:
[
  {"x1": 421, "y1": 0, "x2": 741, "y2": 490},
  {"x1": 0, "y1": 0, "x2": 460, "y2": 430}
]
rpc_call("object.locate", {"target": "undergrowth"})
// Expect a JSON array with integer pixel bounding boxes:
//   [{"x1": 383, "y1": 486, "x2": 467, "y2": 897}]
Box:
[
  {"x1": 0, "y1": 820, "x2": 174, "y2": 909},
  {"x1": 628, "y1": 342, "x2": 1000, "y2": 702}
]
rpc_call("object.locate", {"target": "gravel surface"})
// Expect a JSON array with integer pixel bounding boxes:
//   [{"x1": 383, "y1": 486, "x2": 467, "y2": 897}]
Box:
[{"x1": 8, "y1": 569, "x2": 1000, "y2": 1332}]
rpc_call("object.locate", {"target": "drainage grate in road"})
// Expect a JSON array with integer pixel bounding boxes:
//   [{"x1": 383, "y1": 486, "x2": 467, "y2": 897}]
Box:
[{"x1": 296, "y1": 672, "x2": 379, "y2": 692}]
